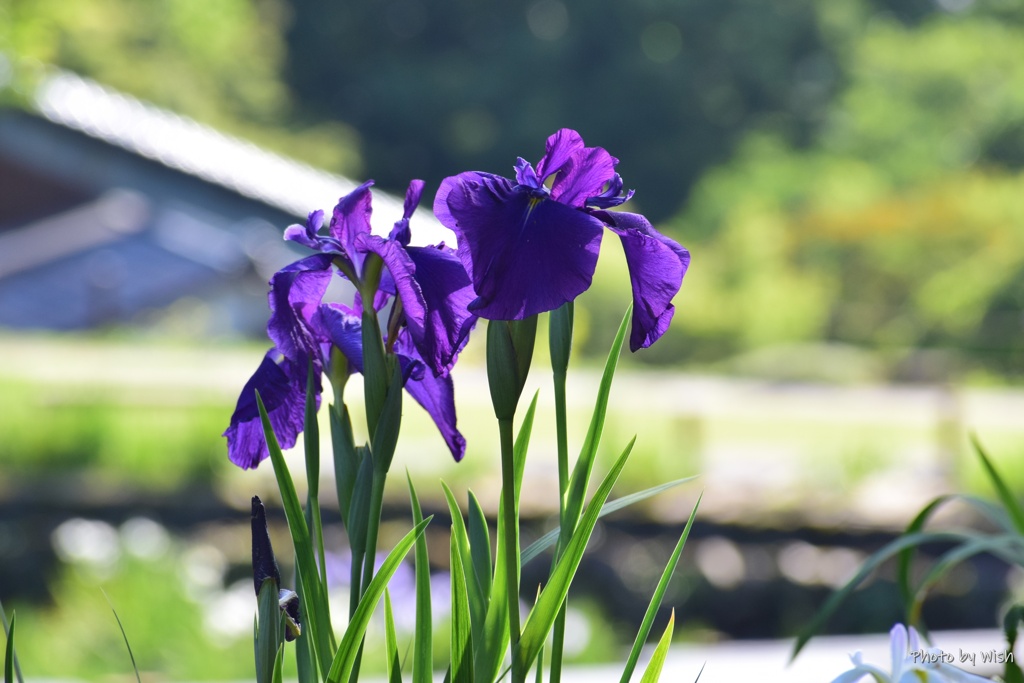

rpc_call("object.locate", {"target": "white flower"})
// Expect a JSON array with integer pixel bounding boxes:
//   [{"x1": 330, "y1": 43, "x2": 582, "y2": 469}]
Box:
[{"x1": 830, "y1": 624, "x2": 996, "y2": 683}]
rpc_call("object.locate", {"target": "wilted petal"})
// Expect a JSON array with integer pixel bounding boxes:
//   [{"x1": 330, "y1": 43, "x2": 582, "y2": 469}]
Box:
[
  {"x1": 224, "y1": 350, "x2": 310, "y2": 469},
  {"x1": 439, "y1": 172, "x2": 603, "y2": 319},
  {"x1": 600, "y1": 211, "x2": 690, "y2": 351}
]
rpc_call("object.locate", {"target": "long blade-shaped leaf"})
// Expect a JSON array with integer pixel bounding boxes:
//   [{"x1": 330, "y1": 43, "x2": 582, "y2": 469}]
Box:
[
  {"x1": 451, "y1": 528, "x2": 475, "y2": 683},
  {"x1": 385, "y1": 590, "x2": 403, "y2": 683},
  {"x1": 791, "y1": 530, "x2": 977, "y2": 659},
  {"x1": 620, "y1": 493, "x2": 701, "y2": 683},
  {"x1": 909, "y1": 534, "x2": 1024, "y2": 625},
  {"x1": 103, "y1": 592, "x2": 142, "y2": 683},
  {"x1": 468, "y1": 491, "x2": 493, "y2": 606},
  {"x1": 973, "y1": 435, "x2": 1024, "y2": 535},
  {"x1": 514, "y1": 392, "x2": 540, "y2": 497},
  {"x1": 0, "y1": 602, "x2": 20, "y2": 683},
  {"x1": 303, "y1": 367, "x2": 332, "y2": 644},
  {"x1": 639, "y1": 610, "x2": 675, "y2": 683},
  {"x1": 515, "y1": 437, "x2": 636, "y2": 676},
  {"x1": 441, "y1": 483, "x2": 487, "y2": 650},
  {"x1": 560, "y1": 308, "x2": 630, "y2": 550},
  {"x1": 407, "y1": 473, "x2": 433, "y2": 683},
  {"x1": 257, "y1": 391, "x2": 335, "y2": 677},
  {"x1": 4, "y1": 612, "x2": 14, "y2": 683},
  {"x1": 473, "y1": 397, "x2": 539, "y2": 683},
  {"x1": 522, "y1": 476, "x2": 699, "y2": 566},
  {"x1": 326, "y1": 517, "x2": 432, "y2": 683}
]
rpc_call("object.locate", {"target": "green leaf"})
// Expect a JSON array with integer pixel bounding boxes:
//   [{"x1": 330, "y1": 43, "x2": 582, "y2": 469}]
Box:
[
  {"x1": 972, "y1": 434, "x2": 1024, "y2": 535},
  {"x1": 472, "y1": 396, "x2": 539, "y2": 683},
  {"x1": 515, "y1": 437, "x2": 636, "y2": 676},
  {"x1": 522, "y1": 476, "x2": 699, "y2": 566},
  {"x1": 560, "y1": 308, "x2": 630, "y2": 552},
  {"x1": 347, "y1": 448, "x2": 374, "y2": 615},
  {"x1": 620, "y1": 493, "x2": 702, "y2": 683},
  {"x1": 639, "y1": 610, "x2": 675, "y2": 683},
  {"x1": 257, "y1": 391, "x2": 335, "y2": 678},
  {"x1": 331, "y1": 402, "x2": 359, "y2": 533},
  {"x1": 371, "y1": 361, "x2": 405, "y2": 475},
  {"x1": 406, "y1": 472, "x2": 433, "y2": 683},
  {"x1": 514, "y1": 392, "x2": 540, "y2": 498},
  {"x1": 256, "y1": 579, "x2": 282, "y2": 683},
  {"x1": 384, "y1": 590, "x2": 403, "y2": 683},
  {"x1": 361, "y1": 305, "x2": 390, "y2": 437},
  {"x1": 908, "y1": 534, "x2": 1024, "y2": 625},
  {"x1": 304, "y1": 359, "x2": 321, "y2": 498},
  {"x1": 0, "y1": 602, "x2": 19, "y2": 683},
  {"x1": 272, "y1": 643, "x2": 286, "y2": 683},
  {"x1": 441, "y1": 482, "x2": 486, "y2": 652},
  {"x1": 326, "y1": 517, "x2": 432, "y2": 683},
  {"x1": 1003, "y1": 606, "x2": 1024, "y2": 683},
  {"x1": 295, "y1": 620, "x2": 317, "y2": 683},
  {"x1": 468, "y1": 491, "x2": 493, "y2": 612},
  {"x1": 791, "y1": 530, "x2": 977, "y2": 659},
  {"x1": 450, "y1": 528, "x2": 475, "y2": 683},
  {"x1": 4, "y1": 612, "x2": 14, "y2": 683},
  {"x1": 303, "y1": 365, "x2": 332, "y2": 640},
  {"x1": 103, "y1": 592, "x2": 142, "y2": 683}
]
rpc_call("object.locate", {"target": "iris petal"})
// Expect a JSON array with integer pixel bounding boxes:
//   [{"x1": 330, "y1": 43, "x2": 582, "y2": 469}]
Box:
[
  {"x1": 535, "y1": 128, "x2": 585, "y2": 181},
  {"x1": 224, "y1": 350, "x2": 310, "y2": 469},
  {"x1": 550, "y1": 146, "x2": 618, "y2": 208},
  {"x1": 330, "y1": 180, "x2": 375, "y2": 260},
  {"x1": 267, "y1": 254, "x2": 334, "y2": 363},
  {"x1": 600, "y1": 211, "x2": 690, "y2": 351},
  {"x1": 440, "y1": 172, "x2": 603, "y2": 319}
]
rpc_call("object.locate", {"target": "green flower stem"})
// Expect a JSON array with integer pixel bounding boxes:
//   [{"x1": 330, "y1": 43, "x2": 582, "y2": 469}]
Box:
[
  {"x1": 499, "y1": 415, "x2": 523, "y2": 683},
  {"x1": 548, "y1": 302, "x2": 573, "y2": 683},
  {"x1": 359, "y1": 468, "x2": 389, "y2": 597}
]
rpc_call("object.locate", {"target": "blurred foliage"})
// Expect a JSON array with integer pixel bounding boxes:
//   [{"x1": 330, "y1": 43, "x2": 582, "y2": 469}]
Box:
[
  {"x1": 10, "y1": 551, "x2": 258, "y2": 681},
  {"x1": 3, "y1": 0, "x2": 1024, "y2": 378},
  {"x1": 0, "y1": 0, "x2": 363, "y2": 174},
  {"x1": 0, "y1": 377, "x2": 228, "y2": 486},
  {"x1": 284, "y1": 0, "x2": 837, "y2": 223},
  {"x1": 650, "y1": 2, "x2": 1024, "y2": 379}
]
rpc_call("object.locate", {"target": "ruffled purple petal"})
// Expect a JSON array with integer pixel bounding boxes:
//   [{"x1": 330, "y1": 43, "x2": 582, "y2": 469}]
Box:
[
  {"x1": 389, "y1": 179, "x2": 425, "y2": 246},
  {"x1": 514, "y1": 158, "x2": 543, "y2": 189},
  {"x1": 586, "y1": 174, "x2": 635, "y2": 209},
  {"x1": 224, "y1": 349, "x2": 313, "y2": 469},
  {"x1": 356, "y1": 233, "x2": 476, "y2": 376},
  {"x1": 550, "y1": 145, "x2": 619, "y2": 208},
  {"x1": 535, "y1": 128, "x2": 585, "y2": 181},
  {"x1": 395, "y1": 332, "x2": 467, "y2": 462},
  {"x1": 403, "y1": 244, "x2": 478, "y2": 374},
  {"x1": 284, "y1": 210, "x2": 325, "y2": 250},
  {"x1": 599, "y1": 211, "x2": 690, "y2": 352},
  {"x1": 330, "y1": 180, "x2": 375, "y2": 261},
  {"x1": 438, "y1": 172, "x2": 603, "y2": 319},
  {"x1": 318, "y1": 303, "x2": 364, "y2": 373},
  {"x1": 267, "y1": 253, "x2": 335, "y2": 362}
]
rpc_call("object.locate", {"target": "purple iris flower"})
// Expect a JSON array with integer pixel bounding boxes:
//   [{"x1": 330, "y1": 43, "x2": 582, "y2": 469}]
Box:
[
  {"x1": 224, "y1": 181, "x2": 473, "y2": 469},
  {"x1": 434, "y1": 128, "x2": 690, "y2": 351}
]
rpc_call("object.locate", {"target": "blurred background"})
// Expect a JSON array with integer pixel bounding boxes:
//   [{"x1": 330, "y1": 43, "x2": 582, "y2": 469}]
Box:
[{"x1": 2, "y1": 0, "x2": 1024, "y2": 679}]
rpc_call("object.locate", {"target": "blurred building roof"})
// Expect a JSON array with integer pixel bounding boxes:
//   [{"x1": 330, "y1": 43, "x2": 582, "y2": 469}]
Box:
[{"x1": 0, "y1": 69, "x2": 453, "y2": 334}]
